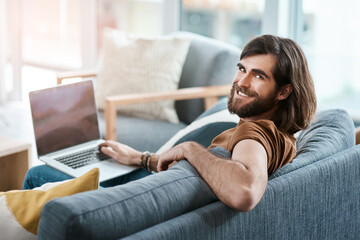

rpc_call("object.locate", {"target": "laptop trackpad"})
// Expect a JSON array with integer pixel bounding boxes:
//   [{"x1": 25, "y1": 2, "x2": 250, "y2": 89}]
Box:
[{"x1": 92, "y1": 159, "x2": 138, "y2": 182}]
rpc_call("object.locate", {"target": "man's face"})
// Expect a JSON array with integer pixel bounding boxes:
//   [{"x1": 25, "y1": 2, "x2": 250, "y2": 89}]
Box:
[{"x1": 228, "y1": 54, "x2": 280, "y2": 119}]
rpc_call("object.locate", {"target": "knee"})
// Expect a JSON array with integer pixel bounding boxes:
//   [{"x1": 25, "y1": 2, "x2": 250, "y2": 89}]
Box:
[
  {"x1": 23, "y1": 165, "x2": 73, "y2": 190},
  {"x1": 23, "y1": 165, "x2": 45, "y2": 189}
]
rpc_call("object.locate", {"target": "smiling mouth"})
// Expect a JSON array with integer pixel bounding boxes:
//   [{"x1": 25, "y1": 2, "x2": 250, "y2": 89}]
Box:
[{"x1": 237, "y1": 89, "x2": 250, "y2": 97}]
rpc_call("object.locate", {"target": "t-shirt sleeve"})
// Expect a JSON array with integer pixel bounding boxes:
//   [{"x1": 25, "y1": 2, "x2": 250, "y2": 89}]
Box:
[
  {"x1": 209, "y1": 120, "x2": 296, "y2": 174},
  {"x1": 225, "y1": 121, "x2": 277, "y2": 168}
]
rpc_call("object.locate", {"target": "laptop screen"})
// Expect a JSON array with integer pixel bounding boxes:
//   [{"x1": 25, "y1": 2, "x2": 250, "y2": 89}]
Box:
[{"x1": 29, "y1": 80, "x2": 100, "y2": 156}]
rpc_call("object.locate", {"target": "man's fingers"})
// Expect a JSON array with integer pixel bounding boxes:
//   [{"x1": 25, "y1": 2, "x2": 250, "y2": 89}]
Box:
[
  {"x1": 98, "y1": 142, "x2": 108, "y2": 149},
  {"x1": 157, "y1": 156, "x2": 173, "y2": 172},
  {"x1": 103, "y1": 140, "x2": 119, "y2": 149},
  {"x1": 100, "y1": 146, "x2": 116, "y2": 158},
  {"x1": 157, "y1": 157, "x2": 165, "y2": 172},
  {"x1": 99, "y1": 140, "x2": 119, "y2": 151},
  {"x1": 157, "y1": 162, "x2": 168, "y2": 172}
]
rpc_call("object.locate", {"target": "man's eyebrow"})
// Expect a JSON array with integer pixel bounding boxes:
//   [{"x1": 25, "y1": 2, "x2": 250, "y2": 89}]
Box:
[
  {"x1": 238, "y1": 62, "x2": 270, "y2": 79},
  {"x1": 237, "y1": 62, "x2": 245, "y2": 68},
  {"x1": 251, "y1": 69, "x2": 270, "y2": 79}
]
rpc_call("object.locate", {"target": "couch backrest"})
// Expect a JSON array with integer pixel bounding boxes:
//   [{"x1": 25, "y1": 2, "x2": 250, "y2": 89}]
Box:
[
  {"x1": 270, "y1": 109, "x2": 355, "y2": 179},
  {"x1": 166, "y1": 95, "x2": 355, "y2": 179},
  {"x1": 171, "y1": 32, "x2": 241, "y2": 124}
]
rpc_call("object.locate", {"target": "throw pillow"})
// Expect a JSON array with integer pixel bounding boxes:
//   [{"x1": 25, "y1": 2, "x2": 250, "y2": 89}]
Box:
[
  {"x1": 0, "y1": 168, "x2": 99, "y2": 240},
  {"x1": 96, "y1": 28, "x2": 191, "y2": 124},
  {"x1": 156, "y1": 98, "x2": 239, "y2": 154}
]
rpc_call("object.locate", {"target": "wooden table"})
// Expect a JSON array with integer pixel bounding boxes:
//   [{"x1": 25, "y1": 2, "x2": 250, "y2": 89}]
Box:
[{"x1": 0, "y1": 136, "x2": 31, "y2": 191}]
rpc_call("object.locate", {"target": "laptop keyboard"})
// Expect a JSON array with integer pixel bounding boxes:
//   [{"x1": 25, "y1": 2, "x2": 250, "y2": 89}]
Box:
[{"x1": 54, "y1": 147, "x2": 110, "y2": 169}]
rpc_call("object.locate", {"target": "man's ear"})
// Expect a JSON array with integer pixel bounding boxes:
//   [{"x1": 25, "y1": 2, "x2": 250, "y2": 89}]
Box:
[{"x1": 277, "y1": 84, "x2": 293, "y2": 101}]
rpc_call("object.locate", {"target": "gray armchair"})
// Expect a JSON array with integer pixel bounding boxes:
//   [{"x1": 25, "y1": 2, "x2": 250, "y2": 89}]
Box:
[{"x1": 57, "y1": 32, "x2": 241, "y2": 152}]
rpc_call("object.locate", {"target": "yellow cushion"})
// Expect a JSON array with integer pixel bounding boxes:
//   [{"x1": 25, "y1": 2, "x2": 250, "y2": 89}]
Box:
[
  {"x1": 96, "y1": 28, "x2": 190, "y2": 124},
  {"x1": 0, "y1": 168, "x2": 99, "y2": 240}
]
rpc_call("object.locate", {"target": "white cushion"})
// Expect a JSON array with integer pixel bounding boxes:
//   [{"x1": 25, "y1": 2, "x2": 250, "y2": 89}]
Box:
[
  {"x1": 96, "y1": 28, "x2": 191, "y2": 123},
  {"x1": 0, "y1": 168, "x2": 99, "y2": 240},
  {"x1": 156, "y1": 109, "x2": 239, "y2": 154}
]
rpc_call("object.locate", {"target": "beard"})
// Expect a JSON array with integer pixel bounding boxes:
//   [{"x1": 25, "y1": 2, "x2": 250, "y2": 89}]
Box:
[{"x1": 227, "y1": 83, "x2": 278, "y2": 118}]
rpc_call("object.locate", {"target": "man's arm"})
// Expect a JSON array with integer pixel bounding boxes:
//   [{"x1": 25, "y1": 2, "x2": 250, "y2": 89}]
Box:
[
  {"x1": 99, "y1": 139, "x2": 268, "y2": 211},
  {"x1": 157, "y1": 140, "x2": 268, "y2": 211},
  {"x1": 99, "y1": 140, "x2": 160, "y2": 171}
]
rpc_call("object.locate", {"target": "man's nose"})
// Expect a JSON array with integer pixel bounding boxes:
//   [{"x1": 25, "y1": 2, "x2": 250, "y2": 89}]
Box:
[{"x1": 237, "y1": 73, "x2": 251, "y2": 88}]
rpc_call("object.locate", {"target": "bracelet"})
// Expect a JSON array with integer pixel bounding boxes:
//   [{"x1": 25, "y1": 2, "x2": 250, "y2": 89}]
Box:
[
  {"x1": 141, "y1": 151, "x2": 154, "y2": 172},
  {"x1": 141, "y1": 151, "x2": 149, "y2": 167},
  {"x1": 147, "y1": 153, "x2": 154, "y2": 172},
  {"x1": 144, "y1": 153, "x2": 151, "y2": 172}
]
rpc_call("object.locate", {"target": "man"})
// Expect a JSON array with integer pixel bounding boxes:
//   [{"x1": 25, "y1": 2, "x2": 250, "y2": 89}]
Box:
[{"x1": 23, "y1": 34, "x2": 316, "y2": 211}]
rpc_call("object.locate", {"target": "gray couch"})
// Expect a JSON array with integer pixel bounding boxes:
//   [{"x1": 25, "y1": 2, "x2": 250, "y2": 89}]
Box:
[{"x1": 37, "y1": 96, "x2": 360, "y2": 239}]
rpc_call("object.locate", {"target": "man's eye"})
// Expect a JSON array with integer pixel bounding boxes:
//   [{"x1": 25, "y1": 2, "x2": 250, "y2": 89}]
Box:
[
  {"x1": 239, "y1": 67, "x2": 245, "y2": 72},
  {"x1": 256, "y1": 75, "x2": 264, "y2": 80},
  {"x1": 237, "y1": 63, "x2": 245, "y2": 72}
]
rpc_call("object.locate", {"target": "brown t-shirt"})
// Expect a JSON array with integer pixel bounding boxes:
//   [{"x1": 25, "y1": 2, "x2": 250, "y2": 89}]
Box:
[{"x1": 208, "y1": 119, "x2": 296, "y2": 175}]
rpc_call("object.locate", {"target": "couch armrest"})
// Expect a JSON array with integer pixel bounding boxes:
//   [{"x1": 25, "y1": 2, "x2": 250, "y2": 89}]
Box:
[
  {"x1": 105, "y1": 84, "x2": 231, "y2": 140},
  {"x1": 56, "y1": 69, "x2": 98, "y2": 85},
  {"x1": 38, "y1": 160, "x2": 217, "y2": 240}
]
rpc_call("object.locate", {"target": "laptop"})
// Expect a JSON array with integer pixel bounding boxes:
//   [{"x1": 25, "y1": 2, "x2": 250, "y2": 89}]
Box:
[{"x1": 29, "y1": 80, "x2": 137, "y2": 182}]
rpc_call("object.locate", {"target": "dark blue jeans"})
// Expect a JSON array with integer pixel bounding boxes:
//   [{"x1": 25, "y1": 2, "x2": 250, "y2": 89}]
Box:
[{"x1": 22, "y1": 164, "x2": 152, "y2": 189}]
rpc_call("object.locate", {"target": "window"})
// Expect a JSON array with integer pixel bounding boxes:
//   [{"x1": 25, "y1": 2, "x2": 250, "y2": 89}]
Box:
[
  {"x1": 4, "y1": 0, "x2": 85, "y2": 102},
  {"x1": 1, "y1": 0, "x2": 165, "y2": 103},
  {"x1": 97, "y1": 0, "x2": 164, "y2": 51},
  {"x1": 181, "y1": 0, "x2": 265, "y2": 49},
  {"x1": 4, "y1": 0, "x2": 357, "y2": 117},
  {"x1": 302, "y1": 0, "x2": 360, "y2": 117},
  {"x1": 22, "y1": 0, "x2": 82, "y2": 69}
]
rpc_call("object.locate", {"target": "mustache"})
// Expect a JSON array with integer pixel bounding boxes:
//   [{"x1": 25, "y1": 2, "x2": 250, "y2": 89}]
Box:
[{"x1": 231, "y1": 84, "x2": 258, "y2": 98}]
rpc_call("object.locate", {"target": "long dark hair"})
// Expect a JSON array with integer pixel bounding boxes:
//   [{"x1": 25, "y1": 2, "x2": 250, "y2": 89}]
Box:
[{"x1": 241, "y1": 35, "x2": 317, "y2": 135}]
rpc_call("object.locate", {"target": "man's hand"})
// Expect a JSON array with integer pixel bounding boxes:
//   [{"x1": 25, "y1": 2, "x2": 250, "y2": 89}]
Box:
[
  {"x1": 99, "y1": 140, "x2": 142, "y2": 166},
  {"x1": 157, "y1": 142, "x2": 190, "y2": 172}
]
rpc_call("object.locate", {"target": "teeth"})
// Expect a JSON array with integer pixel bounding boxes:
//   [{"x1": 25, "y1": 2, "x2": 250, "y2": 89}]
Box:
[{"x1": 237, "y1": 90, "x2": 248, "y2": 97}]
